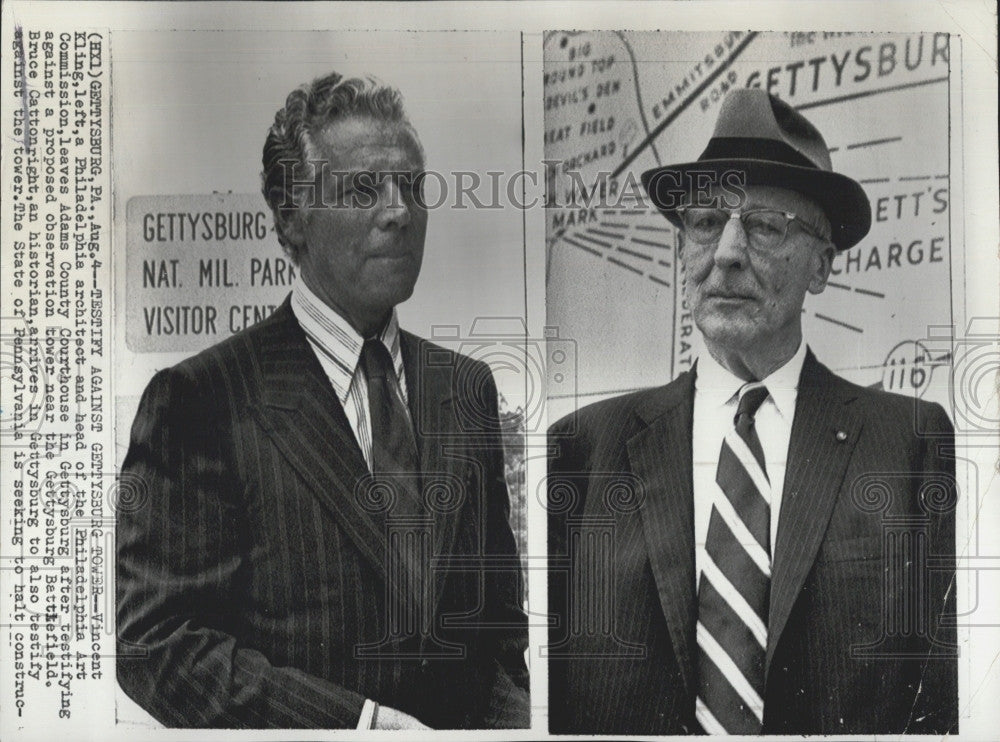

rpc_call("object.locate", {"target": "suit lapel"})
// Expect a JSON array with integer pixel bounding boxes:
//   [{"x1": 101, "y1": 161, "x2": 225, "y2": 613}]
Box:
[
  {"x1": 619, "y1": 353, "x2": 862, "y2": 689},
  {"x1": 628, "y1": 370, "x2": 698, "y2": 696},
  {"x1": 766, "y1": 350, "x2": 863, "y2": 675},
  {"x1": 248, "y1": 300, "x2": 389, "y2": 581},
  {"x1": 400, "y1": 333, "x2": 467, "y2": 618}
]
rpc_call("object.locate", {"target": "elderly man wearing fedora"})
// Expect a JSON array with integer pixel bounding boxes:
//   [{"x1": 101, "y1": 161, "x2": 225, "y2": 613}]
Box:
[{"x1": 548, "y1": 88, "x2": 957, "y2": 735}]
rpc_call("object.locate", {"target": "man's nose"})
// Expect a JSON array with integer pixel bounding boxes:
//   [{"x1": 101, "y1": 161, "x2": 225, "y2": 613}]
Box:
[
  {"x1": 375, "y1": 178, "x2": 411, "y2": 230},
  {"x1": 712, "y1": 214, "x2": 748, "y2": 269}
]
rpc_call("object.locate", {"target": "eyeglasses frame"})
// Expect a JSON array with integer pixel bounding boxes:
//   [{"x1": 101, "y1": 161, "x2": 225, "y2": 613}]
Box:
[{"x1": 675, "y1": 206, "x2": 827, "y2": 250}]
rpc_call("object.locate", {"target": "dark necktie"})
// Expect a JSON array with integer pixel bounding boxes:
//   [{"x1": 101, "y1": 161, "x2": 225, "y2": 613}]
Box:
[
  {"x1": 361, "y1": 338, "x2": 422, "y2": 511},
  {"x1": 696, "y1": 383, "x2": 771, "y2": 734},
  {"x1": 360, "y1": 339, "x2": 427, "y2": 629}
]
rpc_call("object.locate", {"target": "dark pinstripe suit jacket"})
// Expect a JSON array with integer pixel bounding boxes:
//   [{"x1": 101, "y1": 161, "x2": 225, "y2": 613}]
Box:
[
  {"x1": 116, "y1": 299, "x2": 529, "y2": 729},
  {"x1": 548, "y1": 351, "x2": 957, "y2": 734}
]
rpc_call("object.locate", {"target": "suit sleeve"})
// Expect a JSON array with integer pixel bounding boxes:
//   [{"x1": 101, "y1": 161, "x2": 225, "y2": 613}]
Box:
[
  {"x1": 116, "y1": 368, "x2": 367, "y2": 728},
  {"x1": 546, "y1": 411, "x2": 589, "y2": 732},
  {"x1": 472, "y1": 367, "x2": 531, "y2": 728},
  {"x1": 908, "y1": 401, "x2": 959, "y2": 733}
]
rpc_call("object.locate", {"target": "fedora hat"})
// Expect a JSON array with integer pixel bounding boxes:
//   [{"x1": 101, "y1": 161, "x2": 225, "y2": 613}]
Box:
[{"x1": 641, "y1": 88, "x2": 871, "y2": 251}]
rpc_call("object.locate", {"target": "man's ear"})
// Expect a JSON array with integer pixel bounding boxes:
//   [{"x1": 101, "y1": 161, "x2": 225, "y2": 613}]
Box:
[
  {"x1": 280, "y1": 205, "x2": 307, "y2": 252},
  {"x1": 807, "y1": 242, "x2": 836, "y2": 295}
]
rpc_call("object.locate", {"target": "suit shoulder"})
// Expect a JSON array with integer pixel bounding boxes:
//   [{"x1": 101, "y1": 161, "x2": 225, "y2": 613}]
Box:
[
  {"x1": 557, "y1": 388, "x2": 647, "y2": 430},
  {"x1": 819, "y1": 365, "x2": 953, "y2": 435},
  {"x1": 550, "y1": 372, "x2": 691, "y2": 440},
  {"x1": 864, "y1": 385, "x2": 952, "y2": 435},
  {"x1": 401, "y1": 330, "x2": 498, "y2": 405},
  {"x1": 146, "y1": 304, "x2": 290, "y2": 400},
  {"x1": 402, "y1": 331, "x2": 491, "y2": 372}
]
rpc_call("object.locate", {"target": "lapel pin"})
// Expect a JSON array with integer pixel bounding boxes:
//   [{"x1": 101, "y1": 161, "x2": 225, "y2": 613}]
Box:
[{"x1": 836, "y1": 430, "x2": 848, "y2": 442}]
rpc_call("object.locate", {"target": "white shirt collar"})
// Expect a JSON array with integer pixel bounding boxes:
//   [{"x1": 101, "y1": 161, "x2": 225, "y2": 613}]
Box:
[
  {"x1": 694, "y1": 339, "x2": 808, "y2": 421},
  {"x1": 290, "y1": 278, "x2": 404, "y2": 405}
]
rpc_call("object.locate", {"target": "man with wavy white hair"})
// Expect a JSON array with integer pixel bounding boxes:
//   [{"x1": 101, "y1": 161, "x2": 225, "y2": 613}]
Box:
[{"x1": 117, "y1": 71, "x2": 529, "y2": 730}]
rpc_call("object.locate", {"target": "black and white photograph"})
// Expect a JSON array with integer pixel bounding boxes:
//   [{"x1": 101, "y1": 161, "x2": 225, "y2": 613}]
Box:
[
  {"x1": 4, "y1": 23, "x2": 537, "y2": 734},
  {"x1": 110, "y1": 31, "x2": 532, "y2": 730},
  {"x1": 0, "y1": 3, "x2": 997, "y2": 741},
  {"x1": 545, "y1": 29, "x2": 975, "y2": 735}
]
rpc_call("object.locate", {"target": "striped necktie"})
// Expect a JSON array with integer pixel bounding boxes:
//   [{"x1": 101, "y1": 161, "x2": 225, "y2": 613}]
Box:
[{"x1": 696, "y1": 383, "x2": 771, "y2": 734}]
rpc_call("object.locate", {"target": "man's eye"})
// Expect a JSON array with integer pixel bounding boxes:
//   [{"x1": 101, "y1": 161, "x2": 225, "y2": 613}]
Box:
[
  {"x1": 399, "y1": 176, "x2": 425, "y2": 201},
  {"x1": 686, "y1": 210, "x2": 725, "y2": 229},
  {"x1": 744, "y1": 214, "x2": 784, "y2": 235}
]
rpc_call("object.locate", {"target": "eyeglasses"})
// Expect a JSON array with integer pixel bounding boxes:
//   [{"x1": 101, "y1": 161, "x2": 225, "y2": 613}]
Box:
[{"x1": 676, "y1": 207, "x2": 826, "y2": 251}]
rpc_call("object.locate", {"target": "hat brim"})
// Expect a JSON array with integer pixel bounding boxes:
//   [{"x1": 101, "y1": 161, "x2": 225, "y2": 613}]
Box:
[{"x1": 640, "y1": 159, "x2": 872, "y2": 251}]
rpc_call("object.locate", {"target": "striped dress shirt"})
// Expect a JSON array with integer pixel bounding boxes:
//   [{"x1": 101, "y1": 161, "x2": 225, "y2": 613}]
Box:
[{"x1": 290, "y1": 280, "x2": 409, "y2": 472}]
